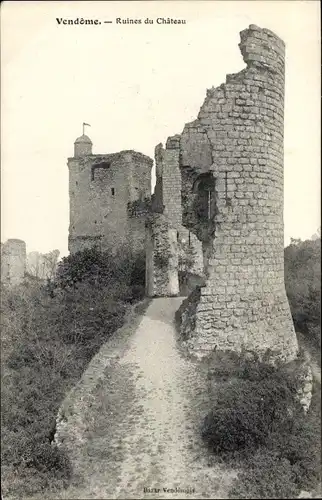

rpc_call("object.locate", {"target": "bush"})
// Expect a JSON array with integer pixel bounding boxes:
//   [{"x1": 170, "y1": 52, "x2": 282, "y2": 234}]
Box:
[
  {"x1": 202, "y1": 362, "x2": 303, "y2": 455},
  {"x1": 202, "y1": 354, "x2": 321, "y2": 496},
  {"x1": 268, "y1": 388, "x2": 321, "y2": 491},
  {"x1": 29, "y1": 442, "x2": 71, "y2": 474},
  {"x1": 55, "y1": 246, "x2": 145, "y2": 291},
  {"x1": 230, "y1": 450, "x2": 299, "y2": 499}
]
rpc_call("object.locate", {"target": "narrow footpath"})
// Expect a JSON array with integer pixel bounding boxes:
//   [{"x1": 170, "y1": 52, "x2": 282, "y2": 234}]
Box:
[{"x1": 55, "y1": 298, "x2": 236, "y2": 500}]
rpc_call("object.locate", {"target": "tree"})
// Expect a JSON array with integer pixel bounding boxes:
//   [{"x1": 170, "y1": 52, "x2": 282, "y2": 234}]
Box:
[
  {"x1": 26, "y1": 250, "x2": 60, "y2": 280},
  {"x1": 284, "y1": 237, "x2": 321, "y2": 347},
  {"x1": 311, "y1": 227, "x2": 321, "y2": 241},
  {"x1": 26, "y1": 251, "x2": 44, "y2": 278},
  {"x1": 43, "y1": 250, "x2": 60, "y2": 280}
]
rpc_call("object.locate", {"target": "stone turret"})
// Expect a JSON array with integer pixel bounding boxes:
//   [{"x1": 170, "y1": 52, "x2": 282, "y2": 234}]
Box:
[{"x1": 74, "y1": 134, "x2": 93, "y2": 158}]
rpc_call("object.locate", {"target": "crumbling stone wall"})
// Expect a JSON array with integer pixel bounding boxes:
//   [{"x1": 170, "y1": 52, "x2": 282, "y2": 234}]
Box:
[
  {"x1": 1, "y1": 239, "x2": 26, "y2": 286},
  {"x1": 68, "y1": 147, "x2": 153, "y2": 256},
  {"x1": 145, "y1": 213, "x2": 179, "y2": 297},
  {"x1": 160, "y1": 135, "x2": 182, "y2": 227},
  {"x1": 177, "y1": 25, "x2": 298, "y2": 362},
  {"x1": 147, "y1": 138, "x2": 204, "y2": 297}
]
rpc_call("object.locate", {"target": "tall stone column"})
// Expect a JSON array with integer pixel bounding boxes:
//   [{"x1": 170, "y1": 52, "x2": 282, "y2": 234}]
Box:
[
  {"x1": 178, "y1": 25, "x2": 298, "y2": 362},
  {"x1": 145, "y1": 213, "x2": 179, "y2": 297},
  {"x1": 1, "y1": 239, "x2": 26, "y2": 286}
]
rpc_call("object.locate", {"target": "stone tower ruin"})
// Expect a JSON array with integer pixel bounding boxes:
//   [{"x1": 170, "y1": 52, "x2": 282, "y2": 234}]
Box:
[
  {"x1": 68, "y1": 134, "x2": 153, "y2": 255},
  {"x1": 1, "y1": 239, "x2": 26, "y2": 286},
  {"x1": 147, "y1": 24, "x2": 298, "y2": 363},
  {"x1": 176, "y1": 24, "x2": 298, "y2": 362}
]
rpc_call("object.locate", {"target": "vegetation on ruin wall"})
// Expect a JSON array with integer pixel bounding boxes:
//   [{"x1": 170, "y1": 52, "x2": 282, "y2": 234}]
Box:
[
  {"x1": 127, "y1": 197, "x2": 152, "y2": 217},
  {"x1": 1, "y1": 247, "x2": 146, "y2": 498},
  {"x1": 203, "y1": 350, "x2": 321, "y2": 499},
  {"x1": 284, "y1": 237, "x2": 321, "y2": 351},
  {"x1": 178, "y1": 241, "x2": 196, "y2": 288},
  {"x1": 154, "y1": 251, "x2": 170, "y2": 270}
]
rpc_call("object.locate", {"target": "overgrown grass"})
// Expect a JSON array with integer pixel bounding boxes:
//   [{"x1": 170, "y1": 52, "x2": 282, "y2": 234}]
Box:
[
  {"x1": 1, "y1": 247, "x2": 146, "y2": 498},
  {"x1": 202, "y1": 351, "x2": 321, "y2": 499}
]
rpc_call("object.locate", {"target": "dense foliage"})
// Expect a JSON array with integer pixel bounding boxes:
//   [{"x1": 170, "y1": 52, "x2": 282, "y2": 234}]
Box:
[
  {"x1": 1, "y1": 247, "x2": 146, "y2": 498},
  {"x1": 230, "y1": 450, "x2": 299, "y2": 499},
  {"x1": 284, "y1": 238, "x2": 321, "y2": 348},
  {"x1": 55, "y1": 246, "x2": 145, "y2": 299},
  {"x1": 203, "y1": 351, "x2": 321, "y2": 499}
]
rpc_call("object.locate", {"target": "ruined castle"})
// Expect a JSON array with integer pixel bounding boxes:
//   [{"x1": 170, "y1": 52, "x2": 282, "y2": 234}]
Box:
[{"x1": 68, "y1": 25, "x2": 298, "y2": 362}]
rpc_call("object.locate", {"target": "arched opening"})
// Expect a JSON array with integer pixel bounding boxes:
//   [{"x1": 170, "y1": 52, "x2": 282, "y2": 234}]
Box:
[{"x1": 192, "y1": 173, "x2": 216, "y2": 222}]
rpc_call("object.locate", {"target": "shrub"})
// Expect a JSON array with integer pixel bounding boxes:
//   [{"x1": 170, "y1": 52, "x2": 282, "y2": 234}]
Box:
[
  {"x1": 28, "y1": 442, "x2": 71, "y2": 474},
  {"x1": 203, "y1": 353, "x2": 321, "y2": 495},
  {"x1": 55, "y1": 247, "x2": 145, "y2": 290},
  {"x1": 268, "y1": 388, "x2": 321, "y2": 491},
  {"x1": 127, "y1": 197, "x2": 151, "y2": 217},
  {"x1": 230, "y1": 450, "x2": 299, "y2": 499},
  {"x1": 202, "y1": 373, "x2": 302, "y2": 455}
]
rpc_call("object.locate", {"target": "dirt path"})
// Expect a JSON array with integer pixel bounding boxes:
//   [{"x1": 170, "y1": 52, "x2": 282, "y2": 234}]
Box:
[{"x1": 54, "y1": 298, "x2": 235, "y2": 500}]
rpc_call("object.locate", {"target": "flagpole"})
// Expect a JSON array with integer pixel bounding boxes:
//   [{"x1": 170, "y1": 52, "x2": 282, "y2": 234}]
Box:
[{"x1": 82, "y1": 122, "x2": 91, "y2": 135}]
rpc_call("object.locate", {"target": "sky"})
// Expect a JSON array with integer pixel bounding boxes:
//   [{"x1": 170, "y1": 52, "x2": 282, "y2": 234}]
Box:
[{"x1": 1, "y1": 0, "x2": 320, "y2": 257}]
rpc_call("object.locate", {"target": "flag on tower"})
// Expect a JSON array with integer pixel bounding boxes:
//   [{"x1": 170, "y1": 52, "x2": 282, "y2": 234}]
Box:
[{"x1": 82, "y1": 122, "x2": 91, "y2": 135}]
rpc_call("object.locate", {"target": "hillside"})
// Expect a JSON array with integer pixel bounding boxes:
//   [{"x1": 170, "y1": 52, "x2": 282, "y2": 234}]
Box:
[{"x1": 1, "y1": 241, "x2": 321, "y2": 499}]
